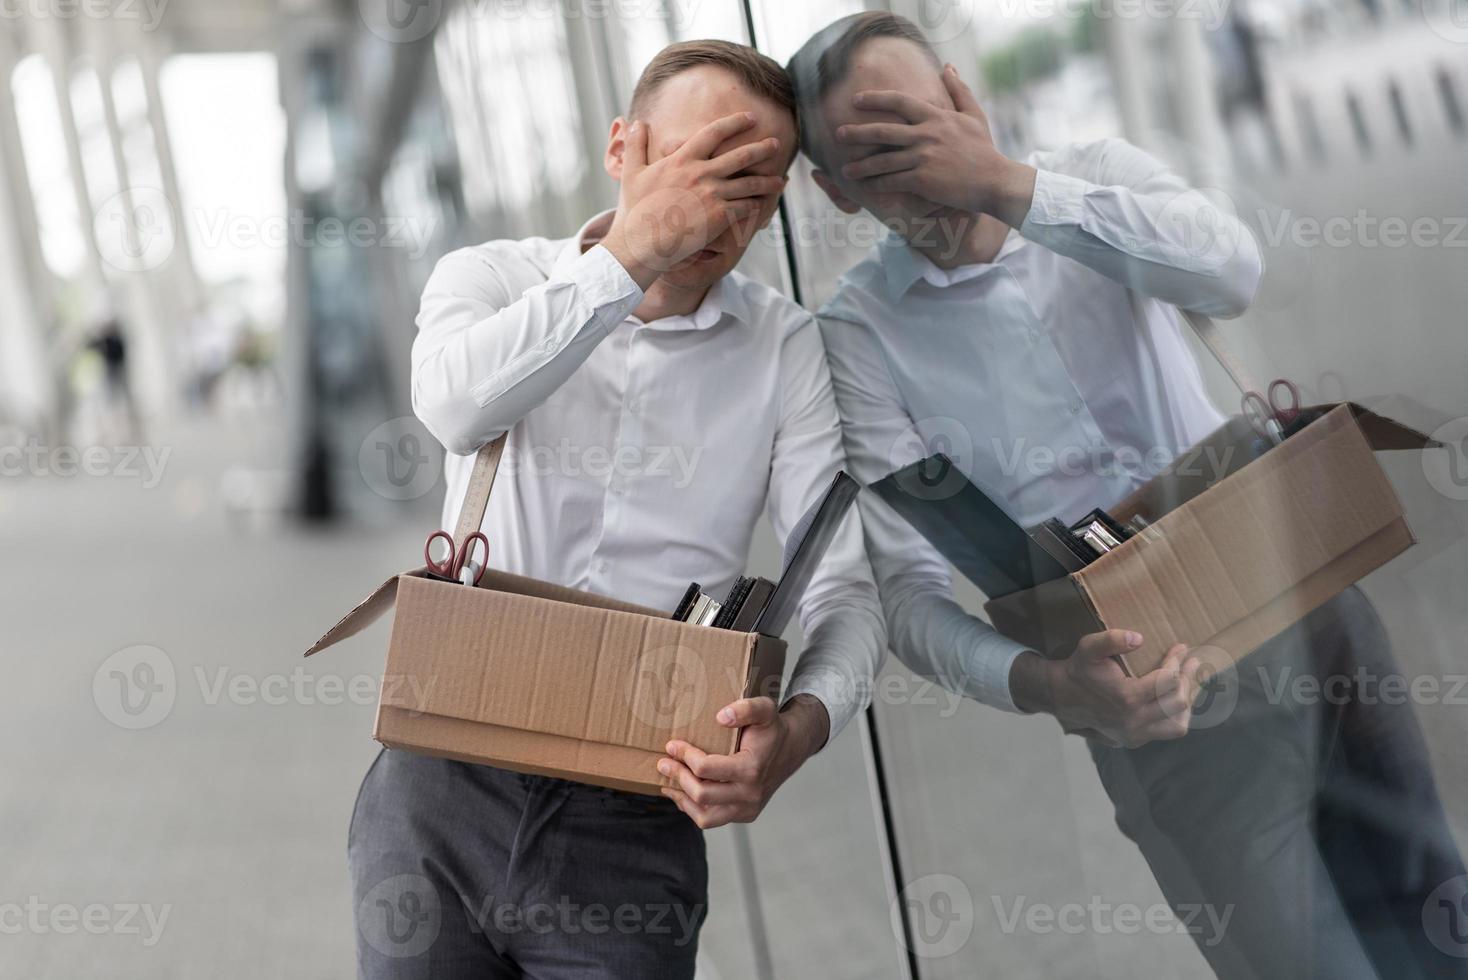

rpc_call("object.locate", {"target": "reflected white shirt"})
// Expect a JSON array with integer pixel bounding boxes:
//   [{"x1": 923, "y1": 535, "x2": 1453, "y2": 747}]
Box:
[
  {"x1": 819, "y1": 138, "x2": 1263, "y2": 711},
  {"x1": 411, "y1": 211, "x2": 886, "y2": 739}
]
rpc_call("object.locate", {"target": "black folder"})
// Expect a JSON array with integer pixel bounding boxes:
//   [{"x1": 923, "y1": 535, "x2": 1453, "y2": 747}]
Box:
[{"x1": 869, "y1": 455, "x2": 1072, "y2": 599}]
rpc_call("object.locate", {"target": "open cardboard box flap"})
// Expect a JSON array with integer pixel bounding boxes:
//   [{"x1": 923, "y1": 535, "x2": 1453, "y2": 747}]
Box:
[
  {"x1": 305, "y1": 568, "x2": 664, "y2": 657},
  {"x1": 987, "y1": 403, "x2": 1432, "y2": 677}
]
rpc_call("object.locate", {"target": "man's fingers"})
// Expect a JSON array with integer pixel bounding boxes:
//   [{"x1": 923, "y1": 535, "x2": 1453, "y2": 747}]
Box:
[
  {"x1": 661, "y1": 787, "x2": 737, "y2": 829},
  {"x1": 623, "y1": 119, "x2": 648, "y2": 174},
  {"x1": 835, "y1": 122, "x2": 921, "y2": 147},
  {"x1": 863, "y1": 171, "x2": 923, "y2": 195},
  {"x1": 706, "y1": 136, "x2": 782, "y2": 177},
  {"x1": 716, "y1": 696, "x2": 778, "y2": 728},
  {"x1": 718, "y1": 174, "x2": 787, "y2": 201},
  {"x1": 1074, "y1": 629, "x2": 1144, "y2": 664},
  {"x1": 658, "y1": 757, "x2": 744, "y2": 805},
  {"x1": 842, "y1": 149, "x2": 920, "y2": 181},
  {"x1": 680, "y1": 111, "x2": 758, "y2": 160},
  {"x1": 664, "y1": 741, "x2": 748, "y2": 783},
  {"x1": 852, "y1": 89, "x2": 938, "y2": 123},
  {"x1": 941, "y1": 64, "x2": 985, "y2": 118}
]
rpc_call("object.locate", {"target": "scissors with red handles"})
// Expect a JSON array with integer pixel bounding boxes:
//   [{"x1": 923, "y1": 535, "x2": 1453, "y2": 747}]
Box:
[
  {"x1": 1241, "y1": 378, "x2": 1303, "y2": 445},
  {"x1": 424, "y1": 529, "x2": 490, "y2": 586}
]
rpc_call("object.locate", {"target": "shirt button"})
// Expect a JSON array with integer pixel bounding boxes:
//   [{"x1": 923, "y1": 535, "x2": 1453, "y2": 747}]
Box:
[
  {"x1": 1069, "y1": 401, "x2": 1083, "y2": 415},
  {"x1": 597, "y1": 560, "x2": 609, "y2": 573}
]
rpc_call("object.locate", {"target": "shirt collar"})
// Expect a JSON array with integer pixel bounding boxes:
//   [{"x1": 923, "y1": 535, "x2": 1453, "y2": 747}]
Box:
[
  {"x1": 554, "y1": 210, "x2": 750, "y2": 332},
  {"x1": 877, "y1": 227, "x2": 1027, "y2": 299}
]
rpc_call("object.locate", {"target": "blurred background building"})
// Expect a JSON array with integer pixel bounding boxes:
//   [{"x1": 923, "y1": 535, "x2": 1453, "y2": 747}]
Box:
[{"x1": 3, "y1": 0, "x2": 1467, "y2": 976}]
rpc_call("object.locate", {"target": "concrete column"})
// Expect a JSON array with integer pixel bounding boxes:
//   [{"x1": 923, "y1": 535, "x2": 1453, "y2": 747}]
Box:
[
  {"x1": 1165, "y1": 2, "x2": 1230, "y2": 185},
  {"x1": 83, "y1": 18, "x2": 176, "y2": 417},
  {"x1": 132, "y1": 30, "x2": 202, "y2": 316},
  {"x1": 29, "y1": 16, "x2": 109, "y2": 303},
  {"x1": 1099, "y1": 10, "x2": 1157, "y2": 150},
  {"x1": 0, "y1": 27, "x2": 59, "y2": 435}
]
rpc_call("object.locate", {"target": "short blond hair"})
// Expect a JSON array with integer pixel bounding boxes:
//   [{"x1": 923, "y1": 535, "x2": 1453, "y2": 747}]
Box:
[{"x1": 630, "y1": 39, "x2": 797, "y2": 124}]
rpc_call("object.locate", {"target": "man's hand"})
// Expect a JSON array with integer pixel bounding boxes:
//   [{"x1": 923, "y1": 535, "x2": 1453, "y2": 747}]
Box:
[
  {"x1": 602, "y1": 113, "x2": 787, "y2": 289},
  {"x1": 657, "y1": 694, "x2": 829, "y2": 829},
  {"x1": 1010, "y1": 630, "x2": 1203, "y2": 748},
  {"x1": 837, "y1": 64, "x2": 1036, "y2": 228}
]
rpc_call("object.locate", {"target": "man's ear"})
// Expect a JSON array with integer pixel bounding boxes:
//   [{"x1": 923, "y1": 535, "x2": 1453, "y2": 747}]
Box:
[
  {"x1": 812, "y1": 169, "x2": 862, "y2": 215},
  {"x1": 605, "y1": 116, "x2": 630, "y2": 181}
]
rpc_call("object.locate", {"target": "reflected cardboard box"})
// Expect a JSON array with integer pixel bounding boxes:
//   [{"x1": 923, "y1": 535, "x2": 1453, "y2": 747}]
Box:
[{"x1": 985, "y1": 403, "x2": 1440, "y2": 678}]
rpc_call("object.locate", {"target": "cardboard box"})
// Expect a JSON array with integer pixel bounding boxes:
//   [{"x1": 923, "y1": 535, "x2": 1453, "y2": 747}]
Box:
[
  {"x1": 984, "y1": 403, "x2": 1437, "y2": 677},
  {"x1": 305, "y1": 567, "x2": 786, "y2": 796}
]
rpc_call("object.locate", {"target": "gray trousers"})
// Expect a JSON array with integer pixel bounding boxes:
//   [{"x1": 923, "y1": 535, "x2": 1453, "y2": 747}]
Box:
[
  {"x1": 348, "y1": 750, "x2": 707, "y2": 979},
  {"x1": 1092, "y1": 587, "x2": 1468, "y2": 979}
]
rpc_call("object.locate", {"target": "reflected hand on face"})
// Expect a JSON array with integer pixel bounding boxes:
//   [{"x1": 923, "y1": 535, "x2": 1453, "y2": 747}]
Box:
[
  {"x1": 603, "y1": 112, "x2": 788, "y2": 288},
  {"x1": 837, "y1": 65, "x2": 1036, "y2": 228}
]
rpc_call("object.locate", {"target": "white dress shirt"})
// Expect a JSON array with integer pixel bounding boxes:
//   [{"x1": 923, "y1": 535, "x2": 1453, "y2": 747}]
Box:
[
  {"x1": 819, "y1": 138, "x2": 1264, "y2": 711},
  {"x1": 411, "y1": 211, "x2": 886, "y2": 739}
]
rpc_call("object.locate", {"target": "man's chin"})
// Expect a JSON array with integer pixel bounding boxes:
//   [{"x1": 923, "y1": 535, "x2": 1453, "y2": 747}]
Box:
[{"x1": 661, "y1": 253, "x2": 737, "y2": 290}]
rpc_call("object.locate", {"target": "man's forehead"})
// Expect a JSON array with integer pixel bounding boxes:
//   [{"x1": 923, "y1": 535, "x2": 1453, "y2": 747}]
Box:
[{"x1": 643, "y1": 66, "x2": 794, "y2": 155}]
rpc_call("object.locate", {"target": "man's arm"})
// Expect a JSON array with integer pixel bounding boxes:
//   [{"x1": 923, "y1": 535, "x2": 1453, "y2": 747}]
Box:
[
  {"x1": 819, "y1": 313, "x2": 1203, "y2": 747},
  {"x1": 659, "y1": 314, "x2": 887, "y2": 828},
  {"x1": 839, "y1": 66, "x2": 1263, "y2": 317},
  {"x1": 411, "y1": 244, "x2": 644, "y2": 456},
  {"x1": 820, "y1": 313, "x2": 1034, "y2": 710},
  {"x1": 413, "y1": 113, "x2": 787, "y2": 455}
]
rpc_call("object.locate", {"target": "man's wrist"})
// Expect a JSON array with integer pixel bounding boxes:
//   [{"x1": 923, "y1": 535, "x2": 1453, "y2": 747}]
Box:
[
  {"x1": 986, "y1": 158, "x2": 1038, "y2": 230},
  {"x1": 600, "y1": 218, "x2": 661, "y2": 292},
  {"x1": 780, "y1": 693, "x2": 831, "y2": 757},
  {"x1": 1008, "y1": 650, "x2": 1056, "y2": 715}
]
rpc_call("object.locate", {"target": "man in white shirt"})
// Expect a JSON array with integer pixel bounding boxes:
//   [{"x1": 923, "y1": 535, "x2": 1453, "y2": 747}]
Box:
[
  {"x1": 791, "y1": 13, "x2": 1466, "y2": 979},
  {"x1": 348, "y1": 41, "x2": 885, "y2": 979}
]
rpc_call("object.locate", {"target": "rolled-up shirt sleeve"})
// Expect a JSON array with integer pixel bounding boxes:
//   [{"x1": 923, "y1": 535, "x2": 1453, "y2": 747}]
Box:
[
  {"x1": 766, "y1": 315, "x2": 888, "y2": 742},
  {"x1": 412, "y1": 243, "x2": 644, "y2": 455},
  {"x1": 1018, "y1": 139, "x2": 1263, "y2": 319},
  {"x1": 819, "y1": 314, "x2": 1032, "y2": 713}
]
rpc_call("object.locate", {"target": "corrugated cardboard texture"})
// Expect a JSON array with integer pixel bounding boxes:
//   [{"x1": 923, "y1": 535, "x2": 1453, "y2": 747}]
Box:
[
  {"x1": 375, "y1": 575, "x2": 786, "y2": 795},
  {"x1": 1080, "y1": 404, "x2": 1406, "y2": 674},
  {"x1": 983, "y1": 404, "x2": 1421, "y2": 679}
]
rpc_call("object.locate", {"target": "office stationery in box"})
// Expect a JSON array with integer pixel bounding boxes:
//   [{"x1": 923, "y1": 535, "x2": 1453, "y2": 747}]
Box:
[
  {"x1": 982, "y1": 401, "x2": 1436, "y2": 678},
  {"x1": 304, "y1": 433, "x2": 788, "y2": 796}
]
